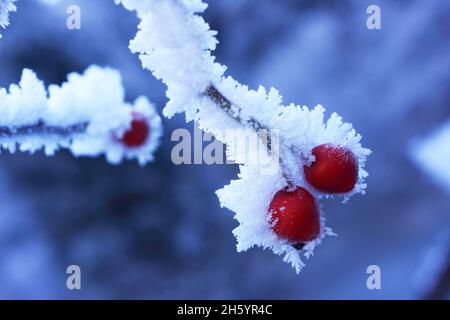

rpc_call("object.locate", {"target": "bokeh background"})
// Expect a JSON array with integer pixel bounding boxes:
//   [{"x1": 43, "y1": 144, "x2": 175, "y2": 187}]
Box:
[{"x1": 0, "y1": 0, "x2": 449, "y2": 299}]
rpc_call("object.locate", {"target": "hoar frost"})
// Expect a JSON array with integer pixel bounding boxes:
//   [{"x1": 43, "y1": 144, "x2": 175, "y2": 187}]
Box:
[
  {"x1": 118, "y1": 0, "x2": 370, "y2": 272},
  {"x1": 0, "y1": 65, "x2": 162, "y2": 165}
]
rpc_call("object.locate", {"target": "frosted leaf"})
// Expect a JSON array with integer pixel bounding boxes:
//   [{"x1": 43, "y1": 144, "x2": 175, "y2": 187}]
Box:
[
  {"x1": 0, "y1": 0, "x2": 16, "y2": 37},
  {"x1": 0, "y1": 65, "x2": 162, "y2": 165},
  {"x1": 118, "y1": 0, "x2": 371, "y2": 272}
]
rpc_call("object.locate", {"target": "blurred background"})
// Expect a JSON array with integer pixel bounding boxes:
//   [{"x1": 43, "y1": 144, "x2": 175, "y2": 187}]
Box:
[{"x1": 0, "y1": 0, "x2": 449, "y2": 299}]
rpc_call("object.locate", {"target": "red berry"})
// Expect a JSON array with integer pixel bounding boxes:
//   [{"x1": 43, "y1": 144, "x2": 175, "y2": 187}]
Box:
[
  {"x1": 120, "y1": 113, "x2": 150, "y2": 148},
  {"x1": 304, "y1": 144, "x2": 358, "y2": 194},
  {"x1": 269, "y1": 187, "x2": 320, "y2": 244}
]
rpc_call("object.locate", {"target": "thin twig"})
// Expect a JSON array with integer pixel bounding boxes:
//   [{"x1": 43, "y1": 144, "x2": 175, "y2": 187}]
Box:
[
  {"x1": 0, "y1": 120, "x2": 88, "y2": 138},
  {"x1": 203, "y1": 84, "x2": 294, "y2": 187},
  {"x1": 204, "y1": 84, "x2": 275, "y2": 152}
]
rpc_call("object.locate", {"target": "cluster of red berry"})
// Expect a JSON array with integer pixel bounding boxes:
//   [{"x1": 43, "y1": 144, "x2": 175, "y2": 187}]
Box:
[
  {"x1": 269, "y1": 144, "x2": 358, "y2": 247},
  {"x1": 119, "y1": 115, "x2": 358, "y2": 250}
]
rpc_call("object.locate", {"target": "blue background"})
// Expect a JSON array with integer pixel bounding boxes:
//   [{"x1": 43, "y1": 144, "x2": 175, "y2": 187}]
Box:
[{"x1": 0, "y1": 0, "x2": 449, "y2": 299}]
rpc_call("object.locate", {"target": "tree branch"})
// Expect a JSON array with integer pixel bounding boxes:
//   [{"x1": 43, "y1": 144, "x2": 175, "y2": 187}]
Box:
[
  {"x1": 0, "y1": 120, "x2": 88, "y2": 138},
  {"x1": 204, "y1": 85, "x2": 275, "y2": 152}
]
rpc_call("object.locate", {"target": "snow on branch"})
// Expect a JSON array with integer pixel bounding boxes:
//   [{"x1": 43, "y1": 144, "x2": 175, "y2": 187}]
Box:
[
  {"x1": 117, "y1": 0, "x2": 371, "y2": 272},
  {"x1": 0, "y1": 65, "x2": 162, "y2": 165},
  {"x1": 0, "y1": 0, "x2": 16, "y2": 37}
]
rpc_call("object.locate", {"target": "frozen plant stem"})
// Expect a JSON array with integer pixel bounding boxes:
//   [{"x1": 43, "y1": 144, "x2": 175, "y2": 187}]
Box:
[
  {"x1": 0, "y1": 121, "x2": 88, "y2": 137},
  {"x1": 204, "y1": 84, "x2": 295, "y2": 187},
  {"x1": 204, "y1": 85, "x2": 302, "y2": 250},
  {"x1": 117, "y1": 0, "x2": 371, "y2": 272},
  {"x1": 204, "y1": 85, "x2": 272, "y2": 149}
]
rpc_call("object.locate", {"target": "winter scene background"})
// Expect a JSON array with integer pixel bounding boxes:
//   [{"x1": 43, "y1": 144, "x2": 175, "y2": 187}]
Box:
[{"x1": 0, "y1": 0, "x2": 449, "y2": 299}]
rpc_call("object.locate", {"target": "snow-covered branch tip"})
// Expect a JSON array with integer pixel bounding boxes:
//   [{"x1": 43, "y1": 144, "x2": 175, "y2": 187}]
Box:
[
  {"x1": 118, "y1": 0, "x2": 371, "y2": 273},
  {"x1": 0, "y1": 65, "x2": 162, "y2": 165},
  {"x1": 0, "y1": 0, "x2": 16, "y2": 37}
]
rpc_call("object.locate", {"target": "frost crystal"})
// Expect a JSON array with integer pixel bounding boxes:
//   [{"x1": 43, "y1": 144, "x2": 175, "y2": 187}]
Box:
[
  {"x1": 0, "y1": 65, "x2": 162, "y2": 165},
  {"x1": 117, "y1": 0, "x2": 371, "y2": 272},
  {"x1": 411, "y1": 120, "x2": 450, "y2": 194},
  {"x1": 0, "y1": 0, "x2": 16, "y2": 37}
]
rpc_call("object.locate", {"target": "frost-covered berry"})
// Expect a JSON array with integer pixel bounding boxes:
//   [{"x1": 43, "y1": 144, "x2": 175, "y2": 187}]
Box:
[
  {"x1": 116, "y1": 0, "x2": 371, "y2": 272},
  {"x1": 269, "y1": 187, "x2": 320, "y2": 244},
  {"x1": 120, "y1": 112, "x2": 150, "y2": 148},
  {"x1": 304, "y1": 144, "x2": 358, "y2": 194}
]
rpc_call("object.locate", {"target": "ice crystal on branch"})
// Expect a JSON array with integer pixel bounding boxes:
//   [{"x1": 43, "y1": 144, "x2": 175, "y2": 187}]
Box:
[
  {"x1": 0, "y1": 65, "x2": 162, "y2": 165},
  {"x1": 117, "y1": 0, "x2": 371, "y2": 272},
  {"x1": 0, "y1": 0, "x2": 16, "y2": 37}
]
